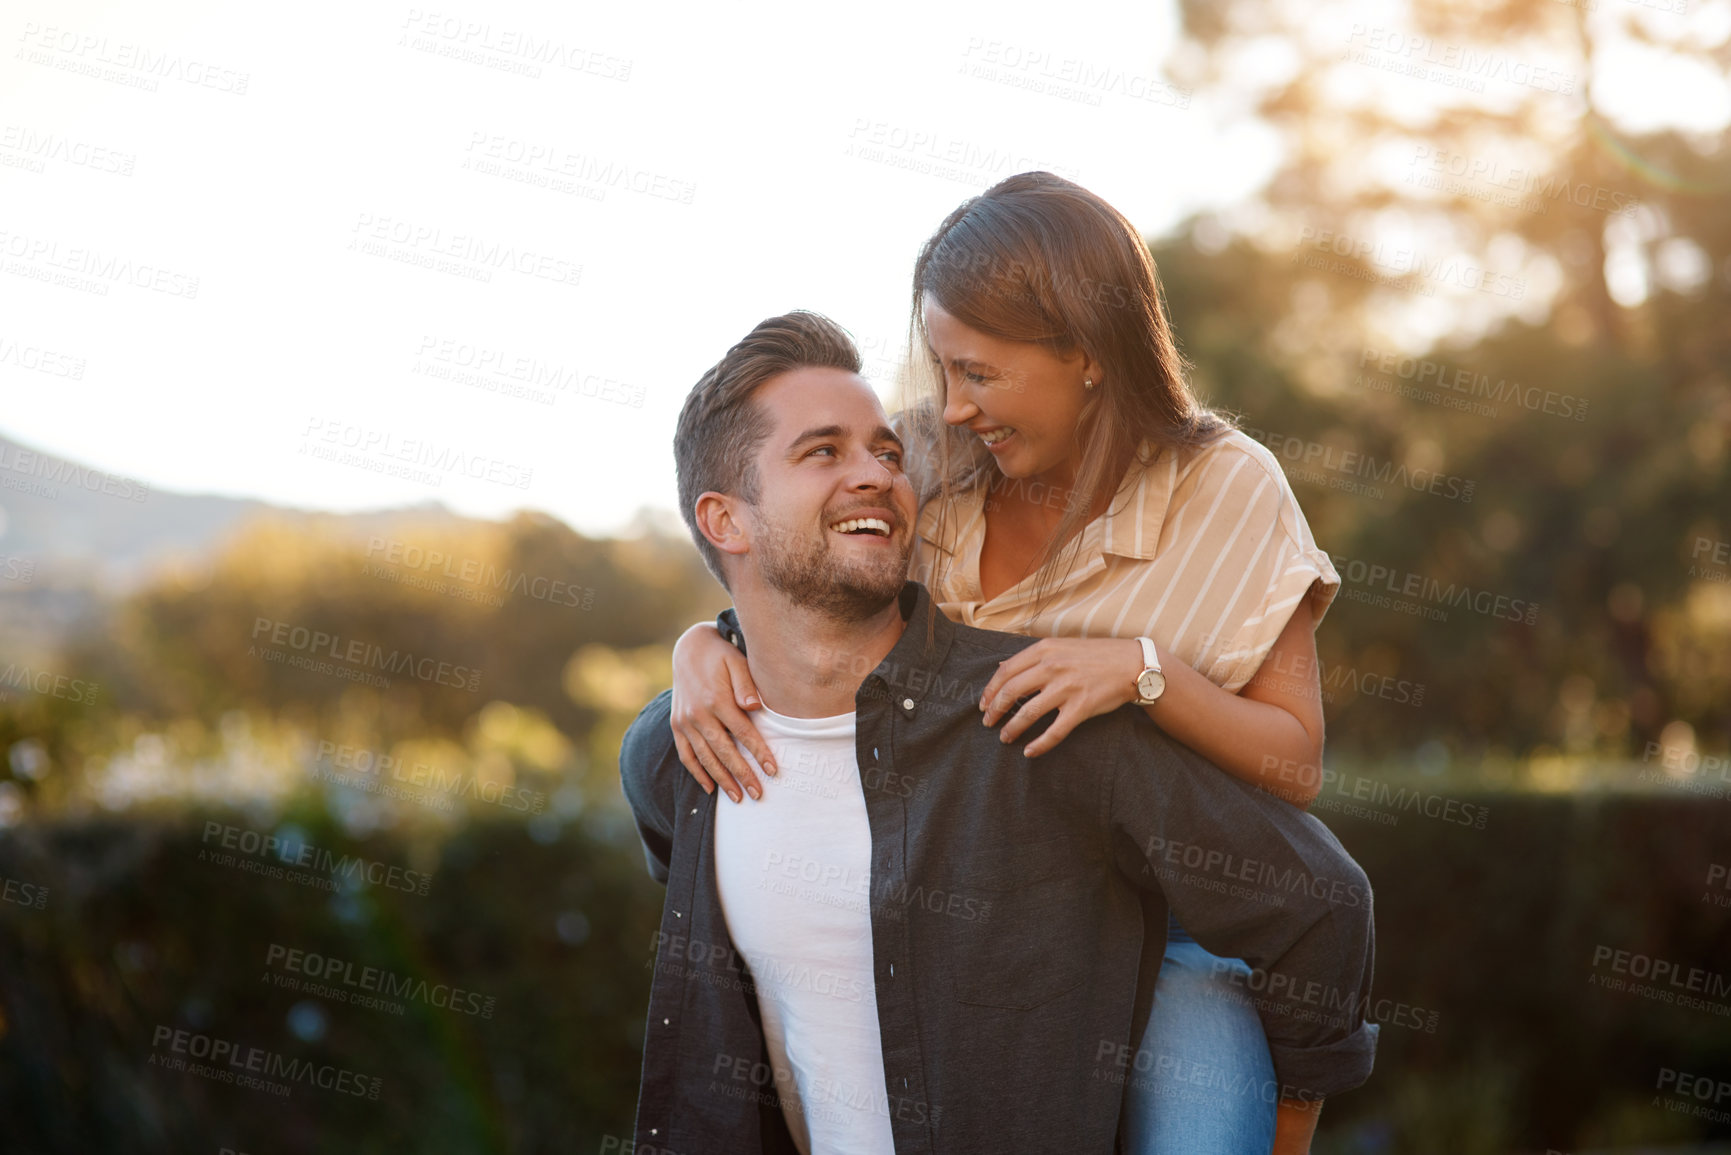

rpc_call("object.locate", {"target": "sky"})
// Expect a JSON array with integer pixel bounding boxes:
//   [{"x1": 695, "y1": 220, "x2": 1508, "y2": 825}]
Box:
[{"x1": 2, "y1": 0, "x2": 1723, "y2": 538}]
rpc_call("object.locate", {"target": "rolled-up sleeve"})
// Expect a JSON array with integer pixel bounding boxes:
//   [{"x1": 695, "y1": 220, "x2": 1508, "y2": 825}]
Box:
[
  {"x1": 1264, "y1": 899, "x2": 1380, "y2": 1098},
  {"x1": 1137, "y1": 432, "x2": 1340, "y2": 693},
  {"x1": 1104, "y1": 713, "x2": 1379, "y2": 1099}
]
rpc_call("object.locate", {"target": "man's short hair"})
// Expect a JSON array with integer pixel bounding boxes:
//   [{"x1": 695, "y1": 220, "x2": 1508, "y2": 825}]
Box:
[{"x1": 673, "y1": 311, "x2": 863, "y2": 589}]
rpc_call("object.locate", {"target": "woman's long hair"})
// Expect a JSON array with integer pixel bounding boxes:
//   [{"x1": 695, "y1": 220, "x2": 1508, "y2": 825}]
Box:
[{"x1": 905, "y1": 170, "x2": 1236, "y2": 631}]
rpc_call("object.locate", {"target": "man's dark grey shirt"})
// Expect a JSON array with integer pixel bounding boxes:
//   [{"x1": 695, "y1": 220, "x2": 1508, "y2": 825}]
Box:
[{"x1": 619, "y1": 580, "x2": 1378, "y2": 1154}]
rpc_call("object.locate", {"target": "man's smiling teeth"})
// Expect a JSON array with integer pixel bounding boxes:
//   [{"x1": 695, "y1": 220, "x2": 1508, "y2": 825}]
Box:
[
  {"x1": 831, "y1": 518, "x2": 891, "y2": 536},
  {"x1": 980, "y1": 427, "x2": 1014, "y2": 445}
]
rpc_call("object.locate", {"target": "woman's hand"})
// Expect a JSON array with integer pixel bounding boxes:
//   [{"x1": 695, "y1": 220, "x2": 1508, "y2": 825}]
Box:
[
  {"x1": 978, "y1": 637, "x2": 1144, "y2": 757},
  {"x1": 669, "y1": 622, "x2": 775, "y2": 803}
]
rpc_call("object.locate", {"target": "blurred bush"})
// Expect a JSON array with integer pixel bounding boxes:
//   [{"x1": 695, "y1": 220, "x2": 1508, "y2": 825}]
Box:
[{"x1": 1, "y1": 794, "x2": 1728, "y2": 1152}]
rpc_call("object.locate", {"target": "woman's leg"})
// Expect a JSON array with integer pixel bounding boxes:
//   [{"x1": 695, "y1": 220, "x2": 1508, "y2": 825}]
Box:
[{"x1": 1122, "y1": 923, "x2": 1279, "y2": 1154}]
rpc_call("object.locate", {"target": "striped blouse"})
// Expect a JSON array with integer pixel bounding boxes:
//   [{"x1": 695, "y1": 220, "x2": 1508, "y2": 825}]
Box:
[{"x1": 897, "y1": 419, "x2": 1341, "y2": 694}]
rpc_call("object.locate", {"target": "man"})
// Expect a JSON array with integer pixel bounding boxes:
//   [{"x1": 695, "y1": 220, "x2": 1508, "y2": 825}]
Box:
[{"x1": 619, "y1": 311, "x2": 1378, "y2": 1154}]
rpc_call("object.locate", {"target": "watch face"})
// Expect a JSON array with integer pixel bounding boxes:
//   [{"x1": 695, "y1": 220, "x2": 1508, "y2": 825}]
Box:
[{"x1": 1137, "y1": 669, "x2": 1166, "y2": 701}]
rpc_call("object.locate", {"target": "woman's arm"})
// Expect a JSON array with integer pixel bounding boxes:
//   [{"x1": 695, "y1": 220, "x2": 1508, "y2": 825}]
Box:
[
  {"x1": 667, "y1": 621, "x2": 777, "y2": 804},
  {"x1": 978, "y1": 594, "x2": 1327, "y2": 807},
  {"x1": 1145, "y1": 595, "x2": 1327, "y2": 806}
]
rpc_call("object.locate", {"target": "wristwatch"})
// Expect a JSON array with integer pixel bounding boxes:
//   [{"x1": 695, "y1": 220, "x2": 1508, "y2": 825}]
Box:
[{"x1": 1132, "y1": 636, "x2": 1166, "y2": 705}]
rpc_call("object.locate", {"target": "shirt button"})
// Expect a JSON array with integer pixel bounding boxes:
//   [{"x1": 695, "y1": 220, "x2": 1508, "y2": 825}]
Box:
[
  {"x1": 673, "y1": 911, "x2": 681, "y2": 918},
  {"x1": 663, "y1": 1018, "x2": 670, "y2": 1025},
  {"x1": 689, "y1": 807, "x2": 698, "y2": 815},
  {"x1": 901, "y1": 698, "x2": 915, "y2": 711}
]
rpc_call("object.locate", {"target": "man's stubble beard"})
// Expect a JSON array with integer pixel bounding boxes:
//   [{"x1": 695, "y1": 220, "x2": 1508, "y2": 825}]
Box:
[{"x1": 753, "y1": 511, "x2": 909, "y2": 623}]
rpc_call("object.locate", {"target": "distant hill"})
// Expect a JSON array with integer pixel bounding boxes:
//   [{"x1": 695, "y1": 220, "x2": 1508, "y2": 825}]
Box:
[
  {"x1": 0, "y1": 428, "x2": 494, "y2": 587},
  {"x1": 0, "y1": 428, "x2": 495, "y2": 658}
]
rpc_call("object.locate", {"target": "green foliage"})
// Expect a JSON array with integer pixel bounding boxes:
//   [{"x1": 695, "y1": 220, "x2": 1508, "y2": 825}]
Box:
[
  {"x1": 2, "y1": 795, "x2": 1729, "y2": 1151},
  {"x1": 0, "y1": 810, "x2": 664, "y2": 1153},
  {"x1": 40, "y1": 511, "x2": 716, "y2": 743},
  {"x1": 1153, "y1": 224, "x2": 1730, "y2": 761}
]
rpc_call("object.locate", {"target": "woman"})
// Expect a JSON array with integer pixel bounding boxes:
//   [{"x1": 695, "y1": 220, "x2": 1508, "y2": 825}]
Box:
[{"x1": 667, "y1": 171, "x2": 1339, "y2": 1154}]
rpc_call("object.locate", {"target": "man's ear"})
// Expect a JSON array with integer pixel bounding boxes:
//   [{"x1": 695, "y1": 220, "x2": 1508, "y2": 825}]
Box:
[{"x1": 694, "y1": 492, "x2": 751, "y2": 559}]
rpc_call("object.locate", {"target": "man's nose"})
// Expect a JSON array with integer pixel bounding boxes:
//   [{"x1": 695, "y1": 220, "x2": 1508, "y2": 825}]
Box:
[{"x1": 848, "y1": 449, "x2": 896, "y2": 488}]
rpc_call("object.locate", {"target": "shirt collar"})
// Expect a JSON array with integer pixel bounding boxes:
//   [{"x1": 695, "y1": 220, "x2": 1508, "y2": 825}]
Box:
[
  {"x1": 722, "y1": 580, "x2": 957, "y2": 698},
  {"x1": 1096, "y1": 439, "x2": 1164, "y2": 562},
  {"x1": 916, "y1": 438, "x2": 1165, "y2": 563}
]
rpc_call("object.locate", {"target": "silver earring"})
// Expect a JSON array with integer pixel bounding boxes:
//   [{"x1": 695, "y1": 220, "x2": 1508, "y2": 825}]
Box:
[{"x1": 1084, "y1": 377, "x2": 1095, "y2": 390}]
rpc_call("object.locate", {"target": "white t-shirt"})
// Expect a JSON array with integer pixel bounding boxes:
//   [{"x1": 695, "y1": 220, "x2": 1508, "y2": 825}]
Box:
[{"x1": 712, "y1": 704, "x2": 896, "y2": 1155}]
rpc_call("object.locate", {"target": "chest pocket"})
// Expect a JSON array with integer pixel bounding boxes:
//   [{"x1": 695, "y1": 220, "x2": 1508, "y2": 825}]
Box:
[{"x1": 937, "y1": 835, "x2": 1100, "y2": 1011}]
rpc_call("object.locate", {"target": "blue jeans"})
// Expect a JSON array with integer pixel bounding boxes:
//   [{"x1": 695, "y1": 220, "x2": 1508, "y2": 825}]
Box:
[{"x1": 1122, "y1": 916, "x2": 1278, "y2": 1154}]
